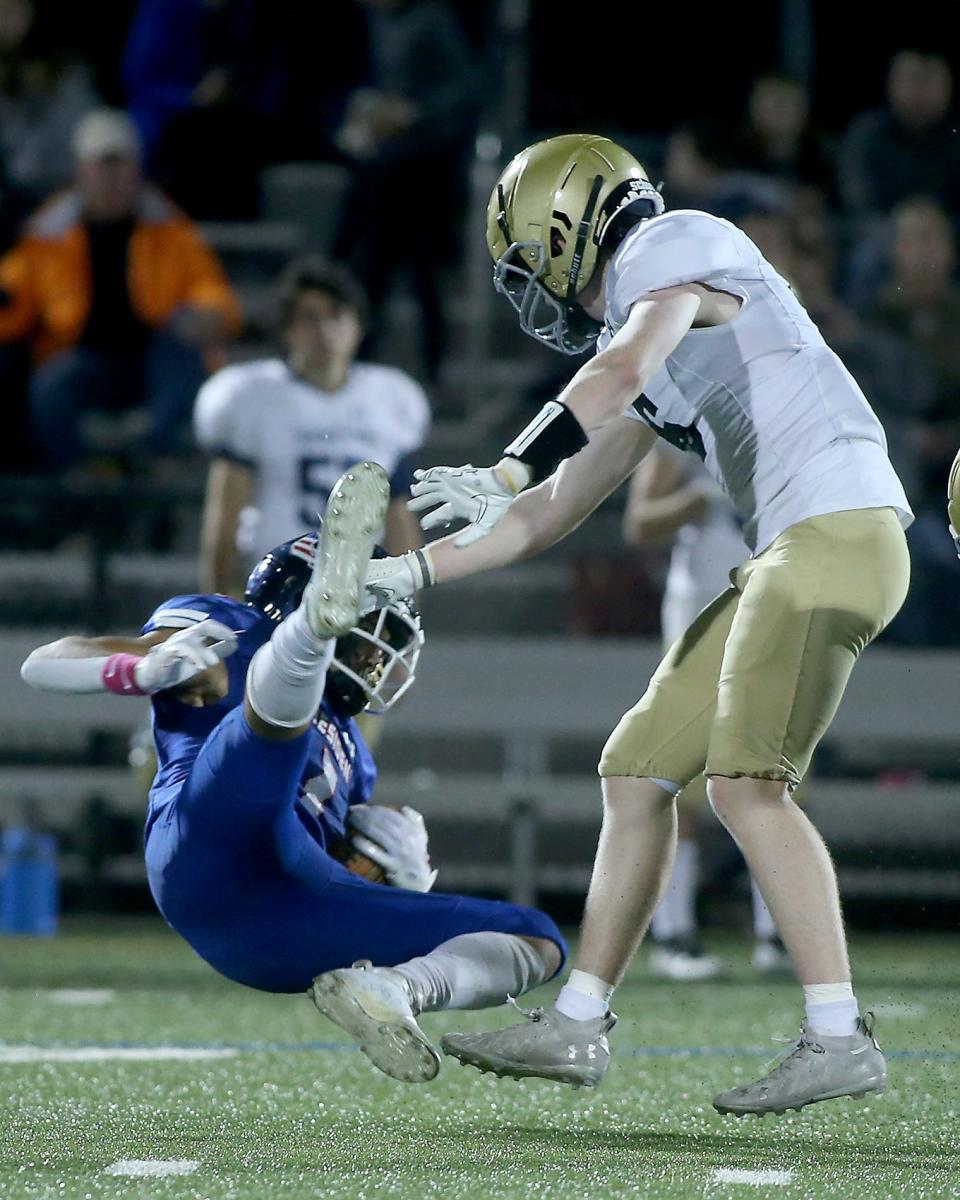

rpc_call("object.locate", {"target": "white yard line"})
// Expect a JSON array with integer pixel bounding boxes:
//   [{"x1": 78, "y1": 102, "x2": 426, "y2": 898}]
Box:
[
  {"x1": 105, "y1": 1160, "x2": 199, "y2": 1178},
  {"x1": 710, "y1": 1168, "x2": 793, "y2": 1187},
  {"x1": 0, "y1": 1046, "x2": 236, "y2": 1063},
  {"x1": 42, "y1": 989, "x2": 116, "y2": 1006}
]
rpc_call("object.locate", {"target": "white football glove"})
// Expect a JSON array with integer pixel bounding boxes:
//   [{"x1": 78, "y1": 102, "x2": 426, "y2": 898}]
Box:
[
  {"x1": 362, "y1": 548, "x2": 435, "y2": 612},
  {"x1": 135, "y1": 618, "x2": 238, "y2": 694},
  {"x1": 408, "y1": 462, "x2": 526, "y2": 547},
  {"x1": 347, "y1": 804, "x2": 438, "y2": 893}
]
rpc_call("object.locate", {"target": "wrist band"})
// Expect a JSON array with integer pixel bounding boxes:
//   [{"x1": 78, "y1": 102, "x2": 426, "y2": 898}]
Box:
[
  {"x1": 503, "y1": 400, "x2": 588, "y2": 485},
  {"x1": 102, "y1": 653, "x2": 147, "y2": 696},
  {"x1": 410, "y1": 548, "x2": 436, "y2": 588}
]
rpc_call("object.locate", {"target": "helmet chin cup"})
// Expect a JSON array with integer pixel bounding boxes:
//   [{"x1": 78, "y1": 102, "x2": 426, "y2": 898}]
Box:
[{"x1": 494, "y1": 240, "x2": 600, "y2": 356}]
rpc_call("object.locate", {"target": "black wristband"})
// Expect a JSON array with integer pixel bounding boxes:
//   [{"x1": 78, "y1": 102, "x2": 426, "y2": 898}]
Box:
[{"x1": 503, "y1": 401, "x2": 588, "y2": 485}]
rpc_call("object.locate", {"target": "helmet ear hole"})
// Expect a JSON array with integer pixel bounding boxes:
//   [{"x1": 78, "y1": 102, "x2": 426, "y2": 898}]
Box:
[{"x1": 550, "y1": 227, "x2": 567, "y2": 257}]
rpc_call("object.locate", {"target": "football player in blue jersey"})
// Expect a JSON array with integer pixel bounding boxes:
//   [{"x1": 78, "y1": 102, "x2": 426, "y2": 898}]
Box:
[{"x1": 21, "y1": 462, "x2": 565, "y2": 1084}]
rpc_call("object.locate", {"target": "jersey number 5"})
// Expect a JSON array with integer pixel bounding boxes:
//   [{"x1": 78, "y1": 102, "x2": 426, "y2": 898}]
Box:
[
  {"x1": 632, "y1": 395, "x2": 706, "y2": 461},
  {"x1": 299, "y1": 455, "x2": 355, "y2": 525}
]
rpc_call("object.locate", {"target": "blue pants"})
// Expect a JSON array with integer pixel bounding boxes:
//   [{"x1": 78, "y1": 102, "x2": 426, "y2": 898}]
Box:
[
  {"x1": 29, "y1": 331, "x2": 206, "y2": 469},
  {"x1": 145, "y1": 709, "x2": 566, "y2": 993}
]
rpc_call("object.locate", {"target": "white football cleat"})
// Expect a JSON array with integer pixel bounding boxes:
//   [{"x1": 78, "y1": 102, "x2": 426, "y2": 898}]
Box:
[
  {"x1": 442, "y1": 1002, "x2": 616, "y2": 1088},
  {"x1": 305, "y1": 462, "x2": 390, "y2": 638},
  {"x1": 309, "y1": 960, "x2": 441, "y2": 1084},
  {"x1": 649, "y1": 936, "x2": 724, "y2": 982},
  {"x1": 713, "y1": 1015, "x2": 886, "y2": 1116}
]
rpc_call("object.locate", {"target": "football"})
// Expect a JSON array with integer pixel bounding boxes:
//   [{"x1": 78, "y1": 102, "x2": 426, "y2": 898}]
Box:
[{"x1": 335, "y1": 805, "x2": 399, "y2": 884}]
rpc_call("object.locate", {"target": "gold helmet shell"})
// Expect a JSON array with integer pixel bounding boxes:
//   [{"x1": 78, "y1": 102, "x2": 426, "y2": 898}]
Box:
[
  {"x1": 948, "y1": 446, "x2": 960, "y2": 554},
  {"x1": 487, "y1": 134, "x2": 664, "y2": 353}
]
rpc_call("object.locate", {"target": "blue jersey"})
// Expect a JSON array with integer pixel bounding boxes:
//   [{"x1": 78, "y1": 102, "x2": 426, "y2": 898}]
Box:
[{"x1": 141, "y1": 594, "x2": 376, "y2": 856}]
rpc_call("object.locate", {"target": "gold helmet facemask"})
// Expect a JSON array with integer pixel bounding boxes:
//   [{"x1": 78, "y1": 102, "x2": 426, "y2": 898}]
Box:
[{"x1": 489, "y1": 135, "x2": 664, "y2": 355}]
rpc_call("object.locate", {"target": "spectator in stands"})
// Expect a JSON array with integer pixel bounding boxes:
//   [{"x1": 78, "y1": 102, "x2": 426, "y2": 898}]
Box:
[
  {"x1": 123, "y1": 0, "x2": 279, "y2": 219},
  {"x1": 334, "y1": 0, "x2": 479, "y2": 382},
  {"x1": 195, "y1": 256, "x2": 427, "y2": 597},
  {"x1": 862, "y1": 197, "x2": 960, "y2": 506},
  {"x1": 838, "y1": 50, "x2": 960, "y2": 216},
  {"x1": 731, "y1": 72, "x2": 832, "y2": 192},
  {"x1": 661, "y1": 119, "x2": 788, "y2": 216},
  {"x1": 0, "y1": 0, "x2": 99, "y2": 213},
  {"x1": 0, "y1": 108, "x2": 242, "y2": 475}
]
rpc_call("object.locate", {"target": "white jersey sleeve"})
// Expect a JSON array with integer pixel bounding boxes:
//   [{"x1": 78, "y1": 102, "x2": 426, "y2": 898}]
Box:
[
  {"x1": 193, "y1": 365, "x2": 263, "y2": 466},
  {"x1": 606, "y1": 210, "x2": 746, "y2": 317}
]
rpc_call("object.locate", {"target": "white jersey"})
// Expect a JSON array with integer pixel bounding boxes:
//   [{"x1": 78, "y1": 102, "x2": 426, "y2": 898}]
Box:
[
  {"x1": 194, "y1": 358, "x2": 430, "y2": 562},
  {"x1": 659, "y1": 446, "x2": 748, "y2": 647},
  {"x1": 598, "y1": 210, "x2": 912, "y2": 553}
]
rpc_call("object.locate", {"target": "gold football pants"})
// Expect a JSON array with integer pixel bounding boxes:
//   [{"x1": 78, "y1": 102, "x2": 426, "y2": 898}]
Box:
[{"x1": 600, "y1": 507, "x2": 910, "y2": 789}]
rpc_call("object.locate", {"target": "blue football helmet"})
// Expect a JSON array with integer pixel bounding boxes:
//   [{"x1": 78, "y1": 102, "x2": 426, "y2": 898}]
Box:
[{"x1": 244, "y1": 533, "x2": 423, "y2": 716}]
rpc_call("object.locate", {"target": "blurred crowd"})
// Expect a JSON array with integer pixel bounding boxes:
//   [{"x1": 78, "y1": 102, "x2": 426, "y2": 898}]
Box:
[{"x1": 0, "y1": 0, "x2": 956, "y2": 641}]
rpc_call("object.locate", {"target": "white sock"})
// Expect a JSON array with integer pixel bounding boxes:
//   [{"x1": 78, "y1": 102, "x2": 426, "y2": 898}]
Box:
[
  {"x1": 245, "y1": 604, "x2": 334, "y2": 728},
  {"x1": 803, "y1": 982, "x2": 860, "y2": 1037},
  {"x1": 554, "y1": 968, "x2": 614, "y2": 1021},
  {"x1": 650, "y1": 839, "x2": 698, "y2": 942},
  {"x1": 750, "y1": 876, "x2": 778, "y2": 941},
  {"x1": 392, "y1": 933, "x2": 546, "y2": 1014}
]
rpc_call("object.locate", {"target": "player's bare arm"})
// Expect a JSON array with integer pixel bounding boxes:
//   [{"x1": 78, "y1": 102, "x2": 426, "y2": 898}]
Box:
[
  {"x1": 365, "y1": 417, "x2": 655, "y2": 601},
  {"x1": 21, "y1": 621, "x2": 237, "y2": 702},
  {"x1": 199, "y1": 455, "x2": 254, "y2": 596},
  {"x1": 622, "y1": 445, "x2": 713, "y2": 545},
  {"x1": 406, "y1": 286, "x2": 706, "y2": 549},
  {"x1": 552, "y1": 285, "x2": 703, "y2": 434}
]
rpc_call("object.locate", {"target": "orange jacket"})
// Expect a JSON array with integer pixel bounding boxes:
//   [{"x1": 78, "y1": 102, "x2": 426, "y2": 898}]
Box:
[{"x1": 0, "y1": 186, "x2": 242, "y2": 362}]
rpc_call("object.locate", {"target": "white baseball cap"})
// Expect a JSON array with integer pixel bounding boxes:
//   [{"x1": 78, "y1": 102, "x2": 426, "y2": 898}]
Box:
[{"x1": 72, "y1": 109, "x2": 142, "y2": 162}]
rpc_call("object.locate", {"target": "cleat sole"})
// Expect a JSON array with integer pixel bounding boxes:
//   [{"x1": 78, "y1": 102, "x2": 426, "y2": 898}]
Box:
[
  {"x1": 310, "y1": 971, "x2": 440, "y2": 1084},
  {"x1": 306, "y1": 462, "x2": 389, "y2": 637}
]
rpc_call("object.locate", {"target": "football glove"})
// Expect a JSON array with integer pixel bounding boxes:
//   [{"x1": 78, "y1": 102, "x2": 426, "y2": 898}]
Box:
[
  {"x1": 135, "y1": 618, "x2": 238, "y2": 694},
  {"x1": 408, "y1": 461, "x2": 528, "y2": 547},
  {"x1": 363, "y1": 548, "x2": 435, "y2": 612},
  {"x1": 347, "y1": 804, "x2": 438, "y2": 893}
]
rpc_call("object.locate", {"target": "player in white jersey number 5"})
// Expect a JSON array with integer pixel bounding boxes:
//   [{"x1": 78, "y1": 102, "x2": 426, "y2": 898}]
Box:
[
  {"x1": 194, "y1": 258, "x2": 429, "y2": 595},
  {"x1": 367, "y1": 135, "x2": 912, "y2": 1115}
]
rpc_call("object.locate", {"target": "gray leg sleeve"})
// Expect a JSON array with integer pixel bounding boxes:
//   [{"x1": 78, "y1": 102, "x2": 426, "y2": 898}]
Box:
[
  {"x1": 245, "y1": 605, "x2": 334, "y2": 729},
  {"x1": 392, "y1": 932, "x2": 547, "y2": 1014}
]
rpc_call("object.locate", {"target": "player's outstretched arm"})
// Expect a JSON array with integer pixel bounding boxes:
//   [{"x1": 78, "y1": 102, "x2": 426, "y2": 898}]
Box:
[
  {"x1": 408, "y1": 287, "x2": 701, "y2": 546},
  {"x1": 21, "y1": 620, "x2": 237, "y2": 695},
  {"x1": 365, "y1": 417, "x2": 655, "y2": 602}
]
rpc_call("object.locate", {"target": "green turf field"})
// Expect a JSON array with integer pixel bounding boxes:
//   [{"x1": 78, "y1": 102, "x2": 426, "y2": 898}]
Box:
[{"x1": 1, "y1": 918, "x2": 958, "y2": 1199}]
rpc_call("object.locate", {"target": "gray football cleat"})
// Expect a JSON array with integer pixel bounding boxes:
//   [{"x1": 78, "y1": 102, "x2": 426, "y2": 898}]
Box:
[
  {"x1": 305, "y1": 461, "x2": 389, "y2": 638},
  {"x1": 441, "y1": 1001, "x2": 616, "y2": 1089},
  {"x1": 713, "y1": 1014, "x2": 886, "y2": 1116},
  {"x1": 309, "y1": 960, "x2": 441, "y2": 1084}
]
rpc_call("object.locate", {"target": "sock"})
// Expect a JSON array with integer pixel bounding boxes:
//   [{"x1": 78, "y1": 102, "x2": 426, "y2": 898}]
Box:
[
  {"x1": 750, "y1": 876, "x2": 778, "y2": 941},
  {"x1": 392, "y1": 933, "x2": 546, "y2": 1014},
  {"x1": 554, "y1": 968, "x2": 614, "y2": 1021},
  {"x1": 245, "y1": 604, "x2": 334, "y2": 728},
  {"x1": 803, "y1": 982, "x2": 860, "y2": 1037},
  {"x1": 650, "y1": 839, "x2": 698, "y2": 942}
]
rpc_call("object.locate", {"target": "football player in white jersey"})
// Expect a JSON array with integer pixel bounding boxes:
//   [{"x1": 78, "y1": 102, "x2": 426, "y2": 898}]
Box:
[
  {"x1": 624, "y1": 445, "x2": 788, "y2": 980},
  {"x1": 195, "y1": 258, "x2": 429, "y2": 596},
  {"x1": 366, "y1": 135, "x2": 912, "y2": 1115}
]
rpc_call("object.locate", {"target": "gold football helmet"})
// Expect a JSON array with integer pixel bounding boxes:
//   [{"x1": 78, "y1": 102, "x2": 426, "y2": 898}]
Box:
[
  {"x1": 487, "y1": 134, "x2": 664, "y2": 354},
  {"x1": 948, "y1": 447, "x2": 960, "y2": 555}
]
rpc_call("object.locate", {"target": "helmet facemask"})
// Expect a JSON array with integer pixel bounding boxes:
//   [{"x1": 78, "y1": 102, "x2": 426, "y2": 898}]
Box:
[
  {"x1": 493, "y1": 240, "x2": 602, "y2": 355},
  {"x1": 326, "y1": 603, "x2": 423, "y2": 718}
]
